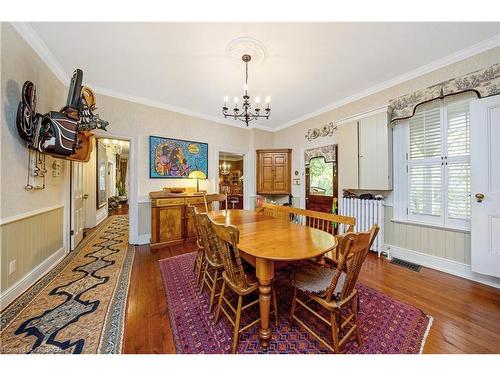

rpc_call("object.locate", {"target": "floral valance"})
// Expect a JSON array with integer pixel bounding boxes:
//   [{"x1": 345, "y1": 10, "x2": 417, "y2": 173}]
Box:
[
  {"x1": 389, "y1": 63, "x2": 500, "y2": 122},
  {"x1": 304, "y1": 144, "x2": 336, "y2": 166}
]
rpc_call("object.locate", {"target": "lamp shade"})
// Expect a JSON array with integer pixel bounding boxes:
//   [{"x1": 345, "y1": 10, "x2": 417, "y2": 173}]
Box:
[{"x1": 188, "y1": 170, "x2": 207, "y2": 180}]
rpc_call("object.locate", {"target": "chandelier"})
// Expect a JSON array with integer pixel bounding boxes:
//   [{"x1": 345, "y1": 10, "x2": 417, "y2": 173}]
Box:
[
  {"x1": 222, "y1": 54, "x2": 271, "y2": 127},
  {"x1": 219, "y1": 153, "x2": 231, "y2": 175}
]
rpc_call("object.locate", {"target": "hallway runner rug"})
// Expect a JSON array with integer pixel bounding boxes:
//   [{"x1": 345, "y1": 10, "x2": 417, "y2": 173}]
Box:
[
  {"x1": 0, "y1": 215, "x2": 134, "y2": 354},
  {"x1": 159, "y1": 253, "x2": 433, "y2": 354}
]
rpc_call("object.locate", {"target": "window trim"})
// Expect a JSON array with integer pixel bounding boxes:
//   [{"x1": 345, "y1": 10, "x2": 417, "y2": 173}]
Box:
[{"x1": 393, "y1": 98, "x2": 471, "y2": 232}]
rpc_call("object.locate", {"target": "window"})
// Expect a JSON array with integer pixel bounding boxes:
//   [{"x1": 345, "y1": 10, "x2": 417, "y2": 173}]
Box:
[
  {"x1": 395, "y1": 96, "x2": 472, "y2": 230},
  {"x1": 308, "y1": 157, "x2": 334, "y2": 196}
]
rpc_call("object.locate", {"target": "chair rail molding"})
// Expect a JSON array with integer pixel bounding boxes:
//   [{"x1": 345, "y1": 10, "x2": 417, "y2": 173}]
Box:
[{"x1": 0, "y1": 204, "x2": 64, "y2": 226}]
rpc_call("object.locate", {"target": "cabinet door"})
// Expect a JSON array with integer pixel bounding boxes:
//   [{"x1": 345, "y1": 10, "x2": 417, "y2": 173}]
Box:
[
  {"x1": 186, "y1": 204, "x2": 205, "y2": 238},
  {"x1": 260, "y1": 153, "x2": 275, "y2": 193},
  {"x1": 273, "y1": 153, "x2": 288, "y2": 192},
  {"x1": 337, "y1": 121, "x2": 359, "y2": 191},
  {"x1": 158, "y1": 206, "x2": 184, "y2": 243},
  {"x1": 358, "y1": 112, "x2": 391, "y2": 190}
]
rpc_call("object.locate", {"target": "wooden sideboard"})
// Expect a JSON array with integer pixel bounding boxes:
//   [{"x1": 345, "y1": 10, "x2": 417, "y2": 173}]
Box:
[
  {"x1": 149, "y1": 191, "x2": 206, "y2": 249},
  {"x1": 256, "y1": 149, "x2": 292, "y2": 195}
]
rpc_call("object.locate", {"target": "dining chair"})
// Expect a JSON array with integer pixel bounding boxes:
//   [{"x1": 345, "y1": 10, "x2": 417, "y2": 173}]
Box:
[
  {"x1": 193, "y1": 208, "x2": 224, "y2": 312},
  {"x1": 187, "y1": 205, "x2": 205, "y2": 285},
  {"x1": 210, "y1": 219, "x2": 279, "y2": 354},
  {"x1": 204, "y1": 193, "x2": 228, "y2": 212},
  {"x1": 289, "y1": 224, "x2": 379, "y2": 353}
]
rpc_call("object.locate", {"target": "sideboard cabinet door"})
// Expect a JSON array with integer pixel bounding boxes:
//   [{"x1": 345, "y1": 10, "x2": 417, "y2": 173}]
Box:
[{"x1": 158, "y1": 206, "x2": 184, "y2": 243}]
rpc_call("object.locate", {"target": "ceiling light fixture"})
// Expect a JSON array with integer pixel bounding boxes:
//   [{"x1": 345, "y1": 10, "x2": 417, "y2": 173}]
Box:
[{"x1": 222, "y1": 54, "x2": 271, "y2": 127}]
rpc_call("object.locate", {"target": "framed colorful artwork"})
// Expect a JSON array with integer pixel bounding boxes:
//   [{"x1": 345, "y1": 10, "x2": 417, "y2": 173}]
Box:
[{"x1": 149, "y1": 136, "x2": 208, "y2": 178}]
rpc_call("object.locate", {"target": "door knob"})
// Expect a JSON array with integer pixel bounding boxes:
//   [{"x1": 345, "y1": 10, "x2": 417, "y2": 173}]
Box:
[
  {"x1": 83, "y1": 194, "x2": 89, "y2": 199},
  {"x1": 475, "y1": 193, "x2": 485, "y2": 203}
]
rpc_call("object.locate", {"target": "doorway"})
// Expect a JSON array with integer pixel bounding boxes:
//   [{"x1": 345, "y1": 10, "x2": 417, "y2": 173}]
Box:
[
  {"x1": 70, "y1": 137, "x2": 130, "y2": 250},
  {"x1": 304, "y1": 145, "x2": 338, "y2": 213},
  {"x1": 218, "y1": 151, "x2": 244, "y2": 209}
]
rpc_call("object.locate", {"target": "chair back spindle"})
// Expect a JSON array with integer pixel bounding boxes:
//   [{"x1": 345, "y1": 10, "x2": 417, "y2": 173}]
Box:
[
  {"x1": 259, "y1": 202, "x2": 356, "y2": 239},
  {"x1": 325, "y1": 224, "x2": 379, "y2": 302},
  {"x1": 192, "y1": 207, "x2": 222, "y2": 266},
  {"x1": 204, "y1": 193, "x2": 228, "y2": 212},
  {"x1": 210, "y1": 219, "x2": 251, "y2": 290}
]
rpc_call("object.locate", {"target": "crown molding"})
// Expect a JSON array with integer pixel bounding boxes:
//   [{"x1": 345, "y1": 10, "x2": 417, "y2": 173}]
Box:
[
  {"x1": 12, "y1": 22, "x2": 499, "y2": 134},
  {"x1": 10, "y1": 22, "x2": 274, "y2": 133},
  {"x1": 10, "y1": 22, "x2": 69, "y2": 84},
  {"x1": 273, "y1": 33, "x2": 500, "y2": 132}
]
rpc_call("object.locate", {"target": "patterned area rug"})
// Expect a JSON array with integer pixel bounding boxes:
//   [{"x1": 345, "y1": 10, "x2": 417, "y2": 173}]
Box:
[
  {"x1": 159, "y1": 253, "x2": 432, "y2": 354},
  {"x1": 0, "y1": 215, "x2": 134, "y2": 354}
]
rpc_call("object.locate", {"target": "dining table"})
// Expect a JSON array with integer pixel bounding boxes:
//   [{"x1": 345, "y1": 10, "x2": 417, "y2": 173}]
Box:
[{"x1": 208, "y1": 209, "x2": 338, "y2": 350}]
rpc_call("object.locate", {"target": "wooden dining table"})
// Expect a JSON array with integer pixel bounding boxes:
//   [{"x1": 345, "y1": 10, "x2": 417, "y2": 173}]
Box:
[{"x1": 208, "y1": 209, "x2": 337, "y2": 350}]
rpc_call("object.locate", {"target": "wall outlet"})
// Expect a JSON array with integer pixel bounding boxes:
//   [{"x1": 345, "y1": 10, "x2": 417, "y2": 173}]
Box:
[{"x1": 9, "y1": 260, "x2": 16, "y2": 275}]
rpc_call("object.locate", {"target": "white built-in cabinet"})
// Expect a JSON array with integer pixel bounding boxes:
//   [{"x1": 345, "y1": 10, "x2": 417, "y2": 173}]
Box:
[
  {"x1": 337, "y1": 120, "x2": 359, "y2": 190},
  {"x1": 337, "y1": 109, "x2": 392, "y2": 191}
]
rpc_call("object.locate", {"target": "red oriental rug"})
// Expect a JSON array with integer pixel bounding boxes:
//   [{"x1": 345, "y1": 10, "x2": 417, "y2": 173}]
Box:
[{"x1": 159, "y1": 253, "x2": 432, "y2": 354}]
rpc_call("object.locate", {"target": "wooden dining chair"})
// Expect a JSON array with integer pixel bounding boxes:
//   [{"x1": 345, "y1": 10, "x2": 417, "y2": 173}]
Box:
[
  {"x1": 210, "y1": 219, "x2": 279, "y2": 354},
  {"x1": 187, "y1": 205, "x2": 205, "y2": 285},
  {"x1": 204, "y1": 193, "x2": 228, "y2": 212},
  {"x1": 289, "y1": 224, "x2": 379, "y2": 353},
  {"x1": 193, "y1": 209, "x2": 224, "y2": 312}
]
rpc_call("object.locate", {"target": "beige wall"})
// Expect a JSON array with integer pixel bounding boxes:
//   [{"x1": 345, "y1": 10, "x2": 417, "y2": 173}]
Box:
[
  {"x1": 94, "y1": 94, "x2": 271, "y2": 197},
  {"x1": 273, "y1": 46, "x2": 500, "y2": 264},
  {"x1": 1, "y1": 23, "x2": 68, "y2": 298},
  {"x1": 1, "y1": 23, "x2": 68, "y2": 220},
  {"x1": 92, "y1": 92, "x2": 274, "y2": 241}
]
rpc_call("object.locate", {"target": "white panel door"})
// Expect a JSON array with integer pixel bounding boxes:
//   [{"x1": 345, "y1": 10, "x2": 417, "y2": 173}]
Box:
[
  {"x1": 71, "y1": 161, "x2": 85, "y2": 250},
  {"x1": 470, "y1": 95, "x2": 500, "y2": 277}
]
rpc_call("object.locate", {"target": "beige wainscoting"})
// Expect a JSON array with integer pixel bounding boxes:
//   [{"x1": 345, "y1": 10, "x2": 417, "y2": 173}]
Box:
[
  {"x1": 384, "y1": 206, "x2": 471, "y2": 264},
  {"x1": 0, "y1": 206, "x2": 65, "y2": 302}
]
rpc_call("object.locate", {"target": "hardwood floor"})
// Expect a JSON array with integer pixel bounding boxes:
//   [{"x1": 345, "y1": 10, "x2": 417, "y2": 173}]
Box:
[{"x1": 123, "y1": 242, "x2": 500, "y2": 354}]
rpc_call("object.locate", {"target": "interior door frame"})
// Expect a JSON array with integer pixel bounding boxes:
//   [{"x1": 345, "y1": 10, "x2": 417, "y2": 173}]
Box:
[
  {"x1": 67, "y1": 131, "x2": 136, "y2": 244},
  {"x1": 215, "y1": 147, "x2": 249, "y2": 209},
  {"x1": 300, "y1": 141, "x2": 338, "y2": 209},
  {"x1": 69, "y1": 161, "x2": 86, "y2": 250}
]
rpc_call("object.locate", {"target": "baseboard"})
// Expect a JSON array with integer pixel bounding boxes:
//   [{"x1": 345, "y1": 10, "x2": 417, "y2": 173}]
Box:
[
  {"x1": 96, "y1": 209, "x2": 108, "y2": 226},
  {"x1": 0, "y1": 246, "x2": 66, "y2": 310},
  {"x1": 136, "y1": 234, "x2": 151, "y2": 245},
  {"x1": 386, "y1": 245, "x2": 500, "y2": 289}
]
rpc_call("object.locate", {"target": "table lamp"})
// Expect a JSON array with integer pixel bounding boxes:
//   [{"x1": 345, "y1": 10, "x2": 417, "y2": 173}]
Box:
[{"x1": 188, "y1": 170, "x2": 207, "y2": 193}]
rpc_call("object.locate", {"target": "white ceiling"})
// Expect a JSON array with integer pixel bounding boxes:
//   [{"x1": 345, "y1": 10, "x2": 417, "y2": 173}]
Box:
[{"x1": 27, "y1": 22, "x2": 500, "y2": 130}]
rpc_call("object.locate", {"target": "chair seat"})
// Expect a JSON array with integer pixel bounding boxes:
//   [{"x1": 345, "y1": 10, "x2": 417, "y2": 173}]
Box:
[
  {"x1": 292, "y1": 263, "x2": 346, "y2": 299},
  {"x1": 222, "y1": 271, "x2": 258, "y2": 296}
]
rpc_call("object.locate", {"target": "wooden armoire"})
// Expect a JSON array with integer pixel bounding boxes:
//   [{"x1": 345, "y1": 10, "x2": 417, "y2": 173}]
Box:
[{"x1": 256, "y1": 149, "x2": 292, "y2": 195}]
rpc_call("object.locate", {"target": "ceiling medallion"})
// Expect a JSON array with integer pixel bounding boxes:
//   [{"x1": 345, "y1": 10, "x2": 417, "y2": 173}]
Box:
[
  {"x1": 222, "y1": 54, "x2": 271, "y2": 127},
  {"x1": 225, "y1": 37, "x2": 267, "y2": 67}
]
